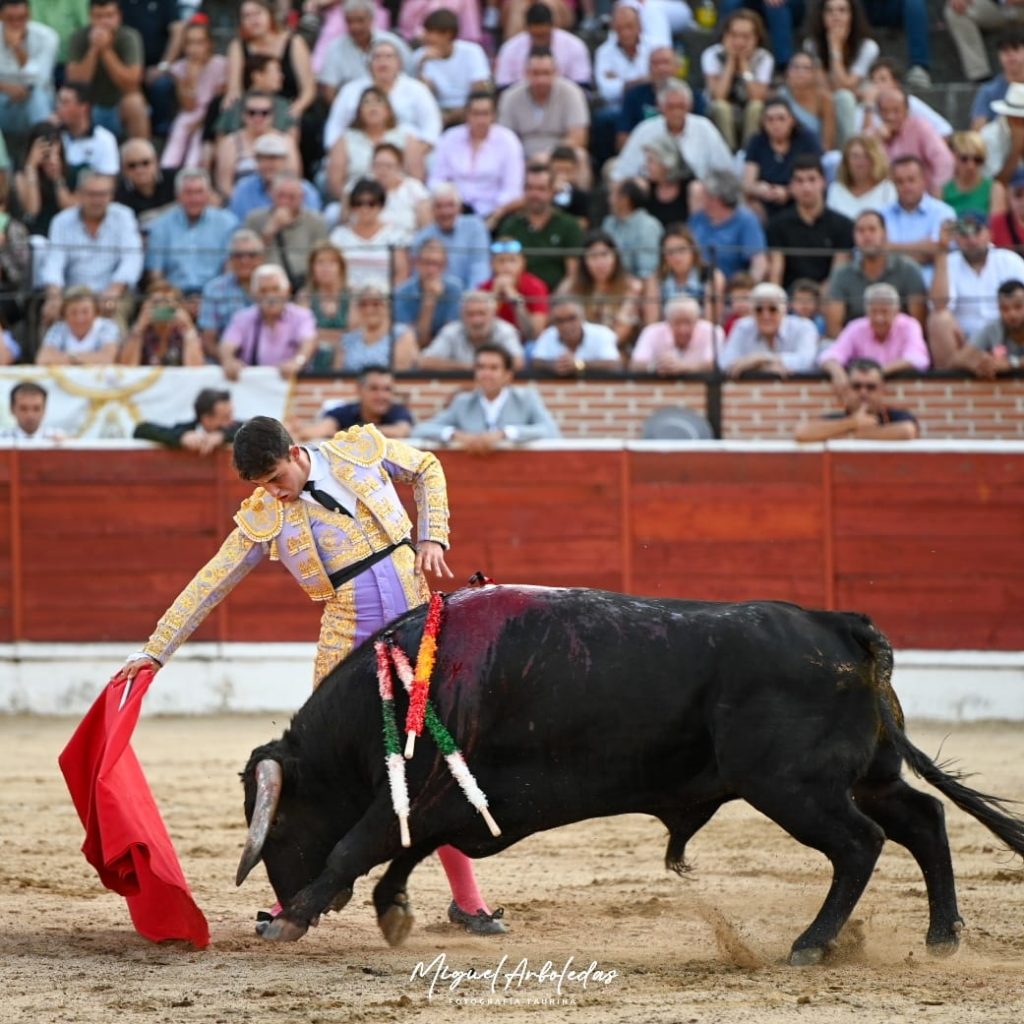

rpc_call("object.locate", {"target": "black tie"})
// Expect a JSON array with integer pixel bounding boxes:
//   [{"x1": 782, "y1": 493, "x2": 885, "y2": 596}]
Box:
[{"x1": 302, "y1": 481, "x2": 350, "y2": 516}]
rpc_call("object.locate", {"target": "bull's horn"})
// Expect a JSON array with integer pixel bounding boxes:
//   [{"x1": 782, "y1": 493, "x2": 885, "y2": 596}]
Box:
[{"x1": 236, "y1": 759, "x2": 283, "y2": 886}]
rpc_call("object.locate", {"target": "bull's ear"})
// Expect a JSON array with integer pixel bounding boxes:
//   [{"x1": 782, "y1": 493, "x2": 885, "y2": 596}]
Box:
[{"x1": 236, "y1": 759, "x2": 283, "y2": 886}]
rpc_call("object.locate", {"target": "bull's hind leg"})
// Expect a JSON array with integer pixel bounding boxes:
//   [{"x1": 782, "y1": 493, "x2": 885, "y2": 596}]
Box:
[
  {"x1": 742, "y1": 788, "x2": 885, "y2": 965},
  {"x1": 662, "y1": 800, "x2": 728, "y2": 875},
  {"x1": 854, "y1": 776, "x2": 964, "y2": 953}
]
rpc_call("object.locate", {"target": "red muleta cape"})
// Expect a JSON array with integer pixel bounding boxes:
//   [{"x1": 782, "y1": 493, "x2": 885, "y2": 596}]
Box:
[{"x1": 58, "y1": 667, "x2": 210, "y2": 948}]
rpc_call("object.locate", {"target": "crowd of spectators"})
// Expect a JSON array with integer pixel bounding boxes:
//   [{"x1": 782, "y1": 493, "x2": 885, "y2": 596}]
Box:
[{"x1": 0, "y1": 0, "x2": 1020, "y2": 445}]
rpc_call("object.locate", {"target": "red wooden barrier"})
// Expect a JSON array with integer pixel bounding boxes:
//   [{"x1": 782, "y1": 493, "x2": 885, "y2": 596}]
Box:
[{"x1": 2, "y1": 446, "x2": 1021, "y2": 650}]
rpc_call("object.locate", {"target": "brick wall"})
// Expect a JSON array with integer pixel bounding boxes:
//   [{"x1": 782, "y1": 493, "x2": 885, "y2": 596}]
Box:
[{"x1": 288, "y1": 376, "x2": 1024, "y2": 441}]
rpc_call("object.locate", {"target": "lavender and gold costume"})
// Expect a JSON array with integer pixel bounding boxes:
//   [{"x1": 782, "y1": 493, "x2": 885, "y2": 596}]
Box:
[{"x1": 142, "y1": 425, "x2": 448, "y2": 686}]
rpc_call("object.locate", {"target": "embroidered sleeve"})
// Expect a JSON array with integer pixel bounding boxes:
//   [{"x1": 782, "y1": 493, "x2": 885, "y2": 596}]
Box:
[
  {"x1": 382, "y1": 438, "x2": 450, "y2": 547},
  {"x1": 143, "y1": 527, "x2": 267, "y2": 664}
]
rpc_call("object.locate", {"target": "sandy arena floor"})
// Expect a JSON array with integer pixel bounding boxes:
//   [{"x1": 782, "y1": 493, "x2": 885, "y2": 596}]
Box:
[{"x1": 2, "y1": 715, "x2": 1023, "y2": 1024}]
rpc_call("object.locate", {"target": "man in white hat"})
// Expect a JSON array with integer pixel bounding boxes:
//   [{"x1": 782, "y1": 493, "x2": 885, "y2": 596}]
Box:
[
  {"x1": 982, "y1": 81, "x2": 1024, "y2": 183},
  {"x1": 229, "y1": 132, "x2": 323, "y2": 222}
]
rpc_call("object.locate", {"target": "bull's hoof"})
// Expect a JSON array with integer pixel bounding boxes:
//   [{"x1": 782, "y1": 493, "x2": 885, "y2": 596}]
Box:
[
  {"x1": 258, "y1": 917, "x2": 310, "y2": 942},
  {"x1": 926, "y1": 918, "x2": 964, "y2": 957},
  {"x1": 788, "y1": 945, "x2": 826, "y2": 966},
  {"x1": 378, "y1": 901, "x2": 415, "y2": 947}
]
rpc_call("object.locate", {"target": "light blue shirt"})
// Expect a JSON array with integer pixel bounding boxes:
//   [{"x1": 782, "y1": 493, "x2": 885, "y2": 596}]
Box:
[
  {"x1": 197, "y1": 272, "x2": 250, "y2": 334},
  {"x1": 688, "y1": 207, "x2": 766, "y2": 280},
  {"x1": 532, "y1": 322, "x2": 620, "y2": 362},
  {"x1": 718, "y1": 314, "x2": 819, "y2": 374},
  {"x1": 228, "y1": 174, "x2": 323, "y2": 221},
  {"x1": 40, "y1": 202, "x2": 144, "y2": 291},
  {"x1": 882, "y1": 194, "x2": 956, "y2": 287},
  {"x1": 412, "y1": 215, "x2": 492, "y2": 290},
  {"x1": 145, "y1": 205, "x2": 239, "y2": 292}
]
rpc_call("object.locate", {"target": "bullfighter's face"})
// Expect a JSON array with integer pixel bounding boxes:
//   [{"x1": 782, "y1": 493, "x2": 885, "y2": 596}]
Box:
[{"x1": 251, "y1": 446, "x2": 309, "y2": 503}]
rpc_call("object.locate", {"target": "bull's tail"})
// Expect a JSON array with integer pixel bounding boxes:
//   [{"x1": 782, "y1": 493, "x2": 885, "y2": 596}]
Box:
[{"x1": 857, "y1": 619, "x2": 1024, "y2": 859}]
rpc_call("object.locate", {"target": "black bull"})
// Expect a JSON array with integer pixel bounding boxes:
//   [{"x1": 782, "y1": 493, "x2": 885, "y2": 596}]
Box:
[{"x1": 237, "y1": 584, "x2": 1024, "y2": 964}]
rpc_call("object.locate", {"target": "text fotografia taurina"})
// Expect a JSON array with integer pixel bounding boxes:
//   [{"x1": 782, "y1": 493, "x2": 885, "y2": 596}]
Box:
[{"x1": 410, "y1": 953, "x2": 619, "y2": 1000}]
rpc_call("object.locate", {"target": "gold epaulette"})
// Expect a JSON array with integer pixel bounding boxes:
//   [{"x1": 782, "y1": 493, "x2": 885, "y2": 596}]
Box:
[
  {"x1": 324, "y1": 423, "x2": 385, "y2": 466},
  {"x1": 234, "y1": 487, "x2": 285, "y2": 543}
]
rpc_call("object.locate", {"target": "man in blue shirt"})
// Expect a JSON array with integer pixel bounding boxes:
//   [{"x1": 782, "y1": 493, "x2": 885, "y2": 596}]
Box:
[
  {"x1": 293, "y1": 368, "x2": 414, "y2": 440},
  {"x1": 146, "y1": 169, "x2": 238, "y2": 294},
  {"x1": 688, "y1": 169, "x2": 767, "y2": 281},
  {"x1": 392, "y1": 238, "x2": 463, "y2": 347},
  {"x1": 229, "y1": 133, "x2": 322, "y2": 221},
  {"x1": 412, "y1": 184, "x2": 491, "y2": 290},
  {"x1": 196, "y1": 229, "x2": 266, "y2": 362}
]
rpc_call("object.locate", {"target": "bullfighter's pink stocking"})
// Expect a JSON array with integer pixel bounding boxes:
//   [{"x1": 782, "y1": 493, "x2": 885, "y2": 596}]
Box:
[{"x1": 437, "y1": 845, "x2": 488, "y2": 913}]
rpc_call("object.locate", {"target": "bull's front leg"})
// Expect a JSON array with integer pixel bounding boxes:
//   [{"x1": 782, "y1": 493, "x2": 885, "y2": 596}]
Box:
[{"x1": 260, "y1": 797, "x2": 407, "y2": 942}]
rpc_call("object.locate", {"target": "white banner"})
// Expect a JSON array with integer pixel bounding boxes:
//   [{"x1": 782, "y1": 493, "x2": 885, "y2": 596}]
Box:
[{"x1": 0, "y1": 366, "x2": 289, "y2": 439}]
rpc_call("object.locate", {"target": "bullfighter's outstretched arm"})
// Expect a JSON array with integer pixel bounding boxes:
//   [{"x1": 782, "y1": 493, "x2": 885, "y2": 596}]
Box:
[
  {"x1": 143, "y1": 527, "x2": 267, "y2": 665},
  {"x1": 381, "y1": 438, "x2": 451, "y2": 548}
]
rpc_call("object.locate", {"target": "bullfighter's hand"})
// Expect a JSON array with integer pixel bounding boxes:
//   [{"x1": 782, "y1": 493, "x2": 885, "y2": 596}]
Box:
[
  {"x1": 113, "y1": 654, "x2": 161, "y2": 683},
  {"x1": 415, "y1": 540, "x2": 453, "y2": 579}
]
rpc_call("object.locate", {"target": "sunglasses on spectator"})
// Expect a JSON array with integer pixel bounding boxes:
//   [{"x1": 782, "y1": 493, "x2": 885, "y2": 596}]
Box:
[
  {"x1": 490, "y1": 240, "x2": 523, "y2": 255},
  {"x1": 231, "y1": 250, "x2": 262, "y2": 258},
  {"x1": 754, "y1": 304, "x2": 781, "y2": 313},
  {"x1": 850, "y1": 381, "x2": 879, "y2": 391},
  {"x1": 245, "y1": 107, "x2": 272, "y2": 117},
  {"x1": 957, "y1": 153, "x2": 985, "y2": 165},
  {"x1": 955, "y1": 221, "x2": 985, "y2": 234},
  {"x1": 126, "y1": 158, "x2": 153, "y2": 169},
  {"x1": 350, "y1": 199, "x2": 380, "y2": 208},
  {"x1": 552, "y1": 313, "x2": 580, "y2": 324}
]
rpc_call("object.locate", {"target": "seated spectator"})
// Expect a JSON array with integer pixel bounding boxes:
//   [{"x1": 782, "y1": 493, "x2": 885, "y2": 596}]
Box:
[
  {"x1": 953, "y1": 278, "x2": 1024, "y2": 378},
  {"x1": 944, "y1": 131, "x2": 1006, "y2": 219},
  {"x1": 219, "y1": 263, "x2": 318, "y2": 379},
  {"x1": 15, "y1": 122, "x2": 73, "y2": 237},
  {"x1": 929, "y1": 211, "x2": 1024, "y2": 368},
  {"x1": 795, "y1": 357, "x2": 919, "y2": 441},
  {"x1": 882, "y1": 155, "x2": 957, "y2": 286},
  {"x1": 55, "y1": 82, "x2": 119, "y2": 179},
  {"x1": 789, "y1": 278, "x2": 826, "y2": 335},
  {"x1": 428, "y1": 90, "x2": 525, "y2": 227},
  {"x1": 326, "y1": 85, "x2": 414, "y2": 203},
  {"x1": 776, "y1": 53, "x2": 836, "y2": 151},
  {"x1": 147, "y1": 168, "x2": 239, "y2": 294},
  {"x1": 317, "y1": 0, "x2": 413, "y2": 105},
  {"x1": 991, "y1": 167, "x2": 1024, "y2": 252},
  {"x1": 66, "y1": 0, "x2": 148, "y2": 139},
  {"x1": 412, "y1": 8, "x2": 490, "y2": 128},
  {"x1": 393, "y1": 238, "x2": 462, "y2": 348},
  {"x1": 120, "y1": 280, "x2": 203, "y2": 366},
  {"x1": 419, "y1": 290, "x2": 525, "y2": 370},
  {"x1": 244, "y1": 173, "x2": 328, "y2": 290},
  {"x1": 219, "y1": 109, "x2": 303, "y2": 213},
  {"x1": 629, "y1": 297, "x2": 720, "y2": 375},
  {"x1": 865, "y1": 87, "x2": 954, "y2": 194},
  {"x1": 819, "y1": 282, "x2": 930, "y2": 388},
  {"x1": 115, "y1": 0, "x2": 179, "y2": 138},
  {"x1": 1, "y1": 381, "x2": 61, "y2": 440},
  {"x1": 981, "y1": 82, "x2": 1024, "y2": 184},
  {"x1": 559, "y1": 230, "x2": 643, "y2": 355},
  {"x1": 340, "y1": 282, "x2": 418, "y2": 372},
  {"x1": 399, "y1": 0, "x2": 484, "y2": 47},
  {"x1": 717, "y1": 0, "x2": 801, "y2": 70},
  {"x1": 133, "y1": 387, "x2": 240, "y2": 454},
  {"x1": 947, "y1": 0, "x2": 1023, "y2": 85},
  {"x1": 39, "y1": 170, "x2": 143, "y2": 327},
  {"x1": 718, "y1": 282, "x2": 819, "y2": 377},
  {"x1": 549, "y1": 145, "x2": 592, "y2": 223},
  {"x1": 115, "y1": 138, "x2": 176, "y2": 229},
  {"x1": 495, "y1": 2, "x2": 591, "y2": 89},
  {"x1": 969, "y1": 29, "x2": 1024, "y2": 129},
  {"x1": 294, "y1": 367, "x2": 414, "y2": 440},
  {"x1": 0, "y1": 175, "x2": 29, "y2": 325},
  {"x1": 480, "y1": 237, "x2": 550, "y2": 341},
  {"x1": 803, "y1": 0, "x2": 876, "y2": 146},
  {"x1": 703, "y1": 9, "x2": 773, "y2": 153},
  {"x1": 531, "y1": 296, "x2": 622, "y2": 375},
  {"x1": 601, "y1": 180, "x2": 663, "y2": 281},
  {"x1": 689, "y1": 169, "x2": 768, "y2": 281},
  {"x1": 496, "y1": 162, "x2": 583, "y2": 292},
  {"x1": 160, "y1": 17, "x2": 228, "y2": 172},
  {"x1": 591, "y1": 4, "x2": 650, "y2": 165},
  {"x1": 415, "y1": 343, "x2": 560, "y2": 449},
  {"x1": 413, "y1": 184, "x2": 492, "y2": 290},
  {"x1": 325, "y1": 39, "x2": 441, "y2": 178},
  {"x1": 723, "y1": 271, "x2": 755, "y2": 334},
  {"x1": 216, "y1": 54, "x2": 294, "y2": 138},
  {"x1": 614, "y1": 79, "x2": 733, "y2": 185},
  {"x1": 743, "y1": 98, "x2": 823, "y2": 223},
  {"x1": 297, "y1": 241, "x2": 350, "y2": 368},
  {"x1": 197, "y1": 229, "x2": 266, "y2": 361},
  {"x1": 637, "y1": 135, "x2": 689, "y2": 229},
  {"x1": 36, "y1": 286, "x2": 121, "y2": 365},
  {"x1": 856, "y1": 58, "x2": 952, "y2": 138},
  {"x1": 373, "y1": 141, "x2": 430, "y2": 237},
  {"x1": 497, "y1": 47, "x2": 589, "y2": 171},
  {"x1": 224, "y1": 0, "x2": 316, "y2": 129},
  {"x1": 644, "y1": 224, "x2": 725, "y2": 324},
  {"x1": 616, "y1": 45, "x2": 680, "y2": 144},
  {"x1": 824, "y1": 210, "x2": 927, "y2": 337},
  {"x1": 766, "y1": 156, "x2": 854, "y2": 290},
  {"x1": 329, "y1": 177, "x2": 410, "y2": 288},
  {"x1": 0, "y1": 0, "x2": 57, "y2": 135},
  {"x1": 500, "y1": 0, "x2": 576, "y2": 37},
  {"x1": 826, "y1": 135, "x2": 897, "y2": 220}
]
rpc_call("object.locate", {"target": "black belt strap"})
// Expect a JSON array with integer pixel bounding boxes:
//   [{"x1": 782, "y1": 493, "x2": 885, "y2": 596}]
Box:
[{"x1": 328, "y1": 539, "x2": 414, "y2": 590}]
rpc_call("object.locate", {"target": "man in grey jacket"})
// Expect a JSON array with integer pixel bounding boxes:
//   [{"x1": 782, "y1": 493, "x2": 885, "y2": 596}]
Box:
[{"x1": 414, "y1": 345, "x2": 561, "y2": 451}]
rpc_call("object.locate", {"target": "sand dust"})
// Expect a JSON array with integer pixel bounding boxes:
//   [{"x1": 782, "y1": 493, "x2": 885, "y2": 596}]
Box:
[{"x1": 3, "y1": 715, "x2": 1024, "y2": 1024}]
